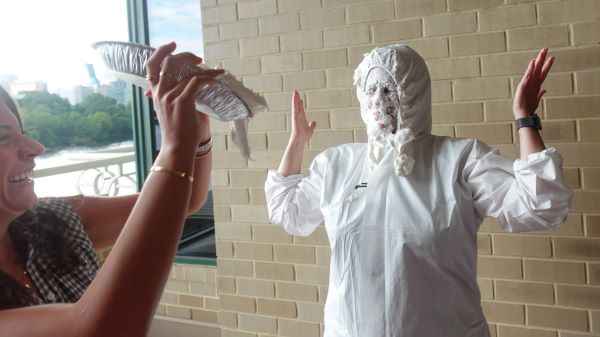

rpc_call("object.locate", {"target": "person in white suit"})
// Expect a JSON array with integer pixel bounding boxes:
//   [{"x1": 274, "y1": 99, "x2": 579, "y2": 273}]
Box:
[{"x1": 265, "y1": 45, "x2": 572, "y2": 337}]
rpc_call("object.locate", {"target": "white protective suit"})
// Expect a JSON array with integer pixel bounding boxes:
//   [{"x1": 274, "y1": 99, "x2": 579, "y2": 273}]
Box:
[{"x1": 265, "y1": 45, "x2": 572, "y2": 337}]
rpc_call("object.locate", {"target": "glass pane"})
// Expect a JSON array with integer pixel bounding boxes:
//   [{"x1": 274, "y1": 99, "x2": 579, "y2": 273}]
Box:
[
  {"x1": 147, "y1": 0, "x2": 215, "y2": 261},
  {"x1": 0, "y1": 0, "x2": 136, "y2": 197}
]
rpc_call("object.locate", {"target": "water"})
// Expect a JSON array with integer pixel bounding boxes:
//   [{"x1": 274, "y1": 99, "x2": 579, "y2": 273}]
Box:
[{"x1": 34, "y1": 141, "x2": 137, "y2": 198}]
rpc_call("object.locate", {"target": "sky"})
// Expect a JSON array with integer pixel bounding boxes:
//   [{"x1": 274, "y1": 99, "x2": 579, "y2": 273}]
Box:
[{"x1": 0, "y1": 0, "x2": 203, "y2": 91}]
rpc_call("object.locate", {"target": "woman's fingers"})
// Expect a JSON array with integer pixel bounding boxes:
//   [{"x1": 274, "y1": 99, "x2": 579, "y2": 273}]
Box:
[
  {"x1": 539, "y1": 55, "x2": 554, "y2": 83},
  {"x1": 146, "y1": 42, "x2": 177, "y2": 84}
]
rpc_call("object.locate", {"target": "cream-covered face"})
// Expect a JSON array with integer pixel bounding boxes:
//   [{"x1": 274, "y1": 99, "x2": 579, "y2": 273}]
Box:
[{"x1": 361, "y1": 67, "x2": 400, "y2": 137}]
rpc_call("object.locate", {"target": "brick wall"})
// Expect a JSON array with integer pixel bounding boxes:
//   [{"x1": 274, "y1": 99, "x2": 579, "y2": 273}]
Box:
[{"x1": 158, "y1": 0, "x2": 600, "y2": 336}]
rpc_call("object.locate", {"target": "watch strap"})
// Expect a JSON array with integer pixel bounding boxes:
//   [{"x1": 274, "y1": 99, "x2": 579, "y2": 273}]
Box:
[{"x1": 515, "y1": 114, "x2": 542, "y2": 131}]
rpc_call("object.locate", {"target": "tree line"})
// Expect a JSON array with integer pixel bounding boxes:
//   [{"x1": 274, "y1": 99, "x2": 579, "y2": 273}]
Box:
[{"x1": 18, "y1": 92, "x2": 132, "y2": 151}]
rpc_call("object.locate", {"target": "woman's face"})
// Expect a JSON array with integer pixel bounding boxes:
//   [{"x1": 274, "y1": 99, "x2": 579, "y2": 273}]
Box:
[
  {"x1": 0, "y1": 98, "x2": 45, "y2": 220},
  {"x1": 361, "y1": 67, "x2": 400, "y2": 137}
]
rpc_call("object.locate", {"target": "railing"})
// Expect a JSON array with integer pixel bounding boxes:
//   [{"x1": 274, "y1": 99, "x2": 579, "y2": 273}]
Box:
[{"x1": 33, "y1": 149, "x2": 137, "y2": 197}]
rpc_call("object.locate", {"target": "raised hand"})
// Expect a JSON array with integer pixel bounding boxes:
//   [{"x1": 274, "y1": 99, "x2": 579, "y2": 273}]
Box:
[
  {"x1": 513, "y1": 48, "x2": 554, "y2": 119},
  {"x1": 290, "y1": 90, "x2": 317, "y2": 144}
]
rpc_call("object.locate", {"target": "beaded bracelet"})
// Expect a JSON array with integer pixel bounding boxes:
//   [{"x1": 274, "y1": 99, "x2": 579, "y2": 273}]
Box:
[{"x1": 150, "y1": 165, "x2": 194, "y2": 183}]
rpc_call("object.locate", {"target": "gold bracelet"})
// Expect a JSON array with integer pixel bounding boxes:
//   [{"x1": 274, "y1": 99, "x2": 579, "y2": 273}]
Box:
[{"x1": 150, "y1": 165, "x2": 194, "y2": 183}]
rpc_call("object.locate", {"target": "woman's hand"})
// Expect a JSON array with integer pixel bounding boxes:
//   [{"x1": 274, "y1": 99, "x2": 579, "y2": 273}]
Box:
[
  {"x1": 145, "y1": 42, "x2": 223, "y2": 152},
  {"x1": 513, "y1": 48, "x2": 554, "y2": 119},
  {"x1": 290, "y1": 90, "x2": 317, "y2": 144}
]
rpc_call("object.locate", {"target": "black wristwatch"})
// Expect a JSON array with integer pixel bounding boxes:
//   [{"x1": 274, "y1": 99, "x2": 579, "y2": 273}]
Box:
[{"x1": 515, "y1": 113, "x2": 542, "y2": 131}]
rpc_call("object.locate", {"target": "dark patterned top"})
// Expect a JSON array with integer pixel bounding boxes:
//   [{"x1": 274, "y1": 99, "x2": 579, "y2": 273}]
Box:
[{"x1": 20, "y1": 198, "x2": 99, "y2": 304}]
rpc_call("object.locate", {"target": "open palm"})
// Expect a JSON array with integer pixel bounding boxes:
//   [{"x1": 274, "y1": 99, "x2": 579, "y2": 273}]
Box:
[
  {"x1": 513, "y1": 48, "x2": 554, "y2": 119},
  {"x1": 291, "y1": 91, "x2": 317, "y2": 143}
]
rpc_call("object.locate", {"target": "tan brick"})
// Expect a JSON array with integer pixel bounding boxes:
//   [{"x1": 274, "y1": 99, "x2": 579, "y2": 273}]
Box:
[
  {"x1": 571, "y1": 191, "x2": 600, "y2": 213},
  {"x1": 481, "y1": 51, "x2": 538, "y2": 76},
  {"x1": 261, "y1": 53, "x2": 302, "y2": 74},
  {"x1": 295, "y1": 265, "x2": 329, "y2": 285},
  {"x1": 229, "y1": 169, "x2": 267, "y2": 187},
  {"x1": 266, "y1": 131, "x2": 292, "y2": 150},
  {"x1": 202, "y1": 4, "x2": 236, "y2": 25},
  {"x1": 552, "y1": 46, "x2": 600, "y2": 73},
  {"x1": 456, "y1": 124, "x2": 512, "y2": 145},
  {"x1": 297, "y1": 302, "x2": 325, "y2": 323},
  {"x1": 238, "y1": 313, "x2": 277, "y2": 334},
  {"x1": 220, "y1": 311, "x2": 238, "y2": 328},
  {"x1": 576, "y1": 69, "x2": 600, "y2": 95},
  {"x1": 478, "y1": 256, "x2": 523, "y2": 279},
  {"x1": 166, "y1": 305, "x2": 192, "y2": 319},
  {"x1": 294, "y1": 226, "x2": 329, "y2": 245},
  {"x1": 554, "y1": 237, "x2": 600, "y2": 260},
  {"x1": 238, "y1": 0, "x2": 276, "y2": 19},
  {"x1": 432, "y1": 102, "x2": 484, "y2": 124},
  {"x1": 212, "y1": 169, "x2": 229, "y2": 187},
  {"x1": 450, "y1": 32, "x2": 505, "y2": 57},
  {"x1": 431, "y1": 125, "x2": 455, "y2": 137},
  {"x1": 191, "y1": 309, "x2": 218, "y2": 324},
  {"x1": 220, "y1": 20, "x2": 259, "y2": 40},
  {"x1": 156, "y1": 304, "x2": 166, "y2": 315},
  {"x1": 228, "y1": 133, "x2": 267, "y2": 153},
  {"x1": 259, "y1": 13, "x2": 299, "y2": 34},
  {"x1": 213, "y1": 205, "x2": 231, "y2": 222},
  {"x1": 347, "y1": 1, "x2": 394, "y2": 24},
  {"x1": 200, "y1": 0, "x2": 216, "y2": 8},
  {"x1": 481, "y1": 301, "x2": 525, "y2": 324},
  {"x1": 512, "y1": 72, "x2": 573, "y2": 97},
  {"x1": 573, "y1": 21, "x2": 600, "y2": 46},
  {"x1": 524, "y1": 259, "x2": 586, "y2": 284},
  {"x1": 478, "y1": 278, "x2": 494, "y2": 299},
  {"x1": 586, "y1": 214, "x2": 600, "y2": 238},
  {"x1": 372, "y1": 19, "x2": 422, "y2": 43},
  {"x1": 431, "y1": 80, "x2": 452, "y2": 102},
  {"x1": 479, "y1": 4, "x2": 536, "y2": 31},
  {"x1": 248, "y1": 112, "x2": 287, "y2": 130},
  {"x1": 563, "y1": 169, "x2": 582, "y2": 191},
  {"x1": 405, "y1": 38, "x2": 449, "y2": 59},
  {"x1": 237, "y1": 278, "x2": 276, "y2": 298},
  {"x1": 493, "y1": 235, "x2": 552, "y2": 258},
  {"x1": 242, "y1": 74, "x2": 282, "y2": 93},
  {"x1": 348, "y1": 45, "x2": 377, "y2": 66},
  {"x1": 204, "y1": 40, "x2": 239, "y2": 61},
  {"x1": 240, "y1": 36, "x2": 279, "y2": 57},
  {"x1": 448, "y1": 0, "x2": 502, "y2": 11},
  {"x1": 249, "y1": 187, "x2": 266, "y2": 205},
  {"x1": 220, "y1": 294, "x2": 256, "y2": 313},
  {"x1": 160, "y1": 291, "x2": 178, "y2": 305},
  {"x1": 278, "y1": 0, "x2": 321, "y2": 13},
  {"x1": 231, "y1": 205, "x2": 269, "y2": 223},
  {"x1": 593, "y1": 311, "x2": 600, "y2": 333},
  {"x1": 165, "y1": 280, "x2": 190, "y2": 293},
  {"x1": 538, "y1": 0, "x2": 600, "y2": 24},
  {"x1": 300, "y1": 7, "x2": 346, "y2": 30},
  {"x1": 555, "y1": 144, "x2": 600, "y2": 166},
  {"x1": 579, "y1": 119, "x2": 600, "y2": 142},
  {"x1": 256, "y1": 298, "x2": 297, "y2": 318},
  {"x1": 203, "y1": 26, "x2": 219, "y2": 44},
  {"x1": 323, "y1": 0, "x2": 364, "y2": 7},
  {"x1": 478, "y1": 234, "x2": 492, "y2": 255},
  {"x1": 426, "y1": 57, "x2": 480, "y2": 80},
  {"x1": 274, "y1": 244, "x2": 316, "y2": 264},
  {"x1": 508, "y1": 25, "x2": 570, "y2": 52},
  {"x1": 235, "y1": 242, "x2": 273, "y2": 261},
  {"x1": 304, "y1": 48, "x2": 348, "y2": 70},
  {"x1": 495, "y1": 280, "x2": 555, "y2": 304},
  {"x1": 246, "y1": 150, "x2": 285, "y2": 169},
  {"x1": 307, "y1": 90, "x2": 352, "y2": 110},
  {"x1": 496, "y1": 326, "x2": 557, "y2": 337},
  {"x1": 310, "y1": 130, "x2": 354, "y2": 149},
  {"x1": 283, "y1": 32, "x2": 323, "y2": 55},
  {"x1": 179, "y1": 294, "x2": 205, "y2": 308},
  {"x1": 326, "y1": 68, "x2": 354, "y2": 88},
  {"x1": 330, "y1": 108, "x2": 363, "y2": 129},
  {"x1": 253, "y1": 224, "x2": 294, "y2": 243},
  {"x1": 218, "y1": 258, "x2": 254, "y2": 277},
  {"x1": 591, "y1": 264, "x2": 600, "y2": 285},
  {"x1": 220, "y1": 329, "x2": 256, "y2": 337},
  {"x1": 424, "y1": 12, "x2": 477, "y2": 37},
  {"x1": 455, "y1": 77, "x2": 511, "y2": 101},
  {"x1": 282, "y1": 71, "x2": 325, "y2": 92},
  {"x1": 395, "y1": 0, "x2": 447, "y2": 19},
  {"x1": 277, "y1": 282, "x2": 319, "y2": 302},
  {"x1": 221, "y1": 58, "x2": 261, "y2": 76},
  {"x1": 190, "y1": 282, "x2": 217, "y2": 297},
  {"x1": 278, "y1": 319, "x2": 320, "y2": 337},
  {"x1": 557, "y1": 284, "x2": 600, "y2": 309},
  {"x1": 489, "y1": 324, "x2": 497, "y2": 337},
  {"x1": 218, "y1": 276, "x2": 236, "y2": 294},
  {"x1": 528, "y1": 305, "x2": 589, "y2": 331},
  {"x1": 217, "y1": 240, "x2": 234, "y2": 258},
  {"x1": 256, "y1": 262, "x2": 295, "y2": 281},
  {"x1": 262, "y1": 91, "x2": 293, "y2": 113},
  {"x1": 212, "y1": 134, "x2": 227, "y2": 151},
  {"x1": 212, "y1": 152, "x2": 247, "y2": 169},
  {"x1": 324, "y1": 26, "x2": 370, "y2": 48}
]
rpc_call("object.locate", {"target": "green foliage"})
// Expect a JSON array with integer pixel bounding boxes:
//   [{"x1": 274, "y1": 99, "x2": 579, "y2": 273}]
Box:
[{"x1": 19, "y1": 91, "x2": 132, "y2": 151}]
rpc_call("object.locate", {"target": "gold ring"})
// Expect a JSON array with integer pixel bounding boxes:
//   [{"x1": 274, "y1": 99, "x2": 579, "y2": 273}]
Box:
[
  {"x1": 159, "y1": 71, "x2": 175, "y2": 79},
  {"x1": 145, "y1": 74, "x2": 159, "y2": 83}
]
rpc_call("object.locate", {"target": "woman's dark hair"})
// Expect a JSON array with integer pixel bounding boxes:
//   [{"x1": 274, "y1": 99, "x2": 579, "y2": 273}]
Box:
[
  {"x1": 0, "y1": 86, "x2": 81, "y2": 309},
  {"x1": 0, "y1": 85, "x2": 24, "y2": 131}
]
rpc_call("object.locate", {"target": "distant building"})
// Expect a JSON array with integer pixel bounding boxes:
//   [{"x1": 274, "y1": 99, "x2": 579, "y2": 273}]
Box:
[
  {"x1": 10, "y1": 81, "x2": 48, "y2": 98},
  {"x1": 57, "y1": 85, "x2": 94, "y2": 105}
]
